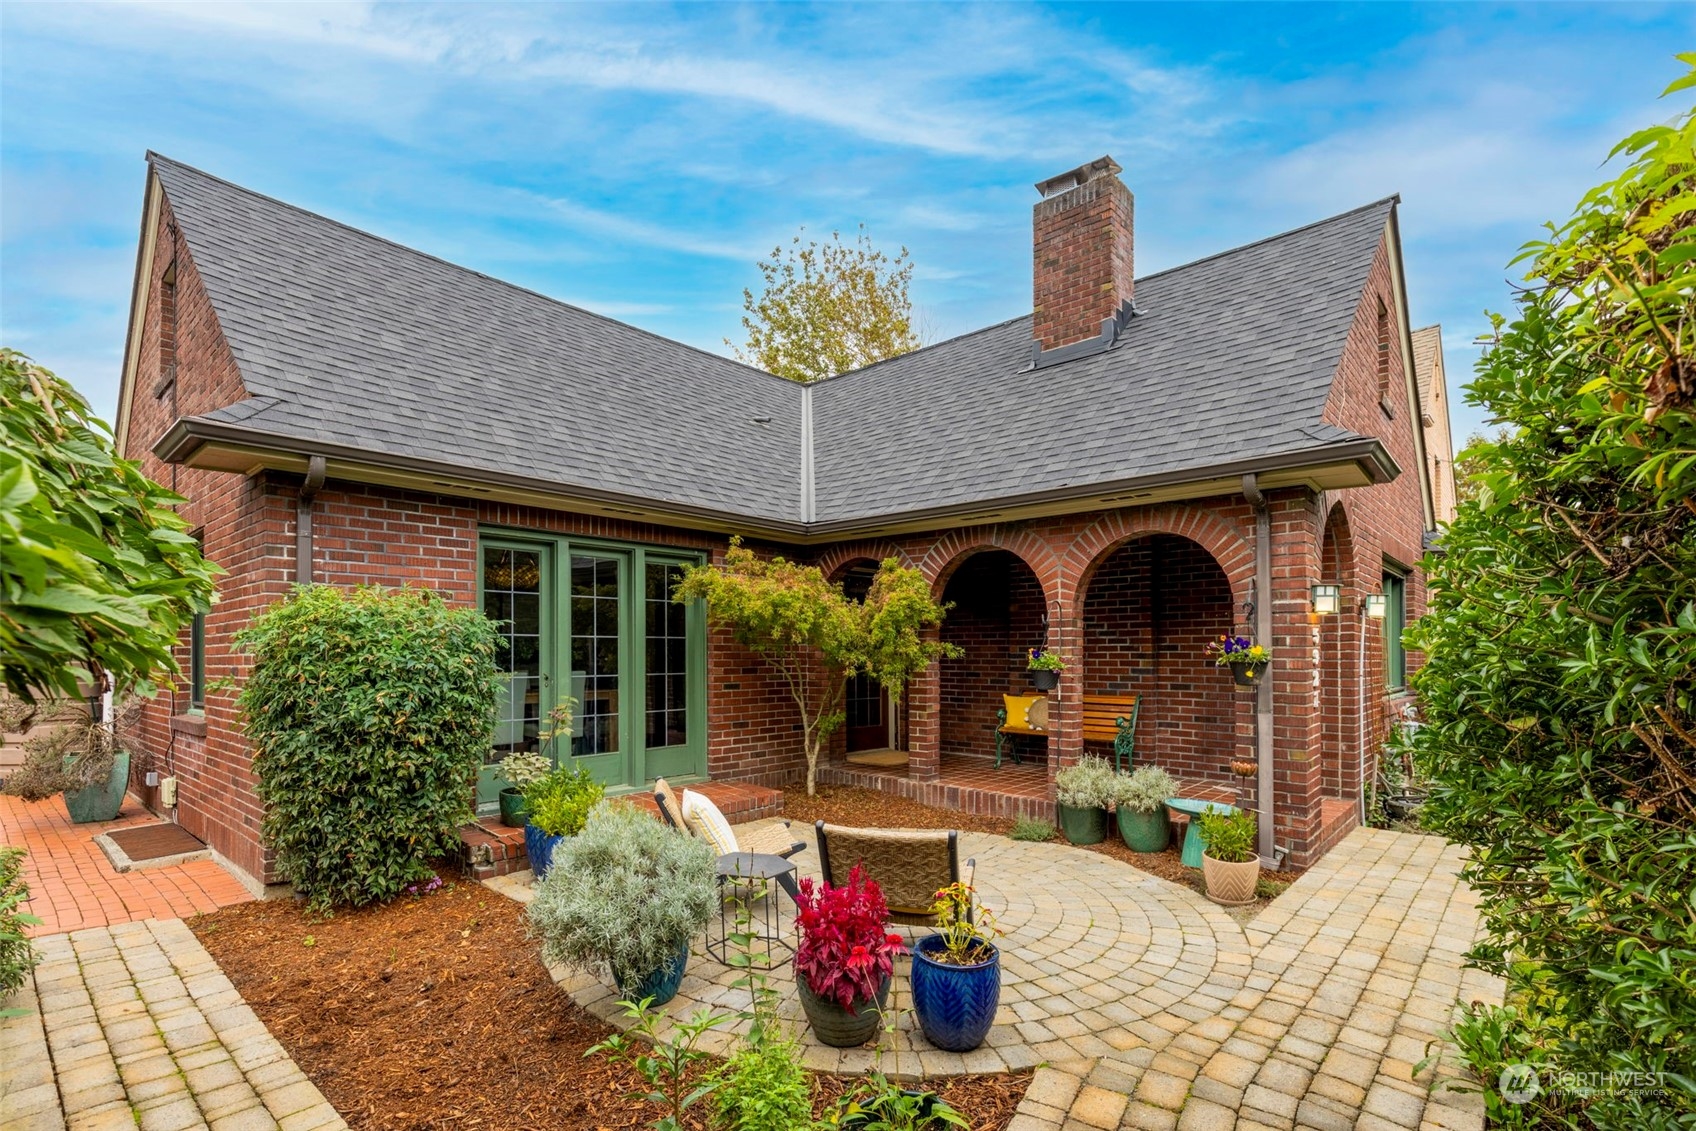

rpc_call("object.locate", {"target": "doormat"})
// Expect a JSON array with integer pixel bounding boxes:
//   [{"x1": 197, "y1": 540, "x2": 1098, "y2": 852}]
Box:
[
  {"x1": 97, "y1": 822, "x2": 210, "y2": 873},
  {"x1": 844, "y1": 749, "x2": 909, "y2": 769}
]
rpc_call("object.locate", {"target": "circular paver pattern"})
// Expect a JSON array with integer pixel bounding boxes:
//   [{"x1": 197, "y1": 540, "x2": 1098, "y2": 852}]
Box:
[{"x1": 534, "y1": 826, "x2": 1253, "y2": 1079}]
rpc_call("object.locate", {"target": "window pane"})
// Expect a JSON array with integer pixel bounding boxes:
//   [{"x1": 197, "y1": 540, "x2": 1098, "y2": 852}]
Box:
[
  {"x1": 572, "y1": 554, "x2": 620, "y2": 756},
  {"x1": 643, "y1": 562, "x2": 690, "y2": 750},
  {"x1": 1383, "y1": 571, "x2": 1407, "y2": 690},
  {"x1": 485, "y1": 546, "x2": 544, "y2": 765}
]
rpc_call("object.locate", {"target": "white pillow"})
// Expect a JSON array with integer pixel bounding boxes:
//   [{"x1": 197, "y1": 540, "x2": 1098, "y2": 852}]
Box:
[{"x1": 680, "y1": 790, "x2": 739, "y2": 856}]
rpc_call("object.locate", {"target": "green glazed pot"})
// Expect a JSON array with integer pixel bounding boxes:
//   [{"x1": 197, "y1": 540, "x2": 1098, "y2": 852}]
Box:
[
  {"x1": 1056, "y1": 803, "x2": 1108, "y2": 846},
  {"x1": 64, "y1": 750, "x2": 130, "y2": 824},
  {"x1": 498, "y1": 787, "x2": 528, "y2": 828},
  {"x1": 1116, "y1": 806, "x2": 1171, "y2": 853}
]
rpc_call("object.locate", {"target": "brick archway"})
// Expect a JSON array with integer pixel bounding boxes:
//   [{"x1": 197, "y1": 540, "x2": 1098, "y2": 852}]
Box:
[
  {"x1": 815, "y1": 542, "x2": 914, "y2": 583},
  {"x1": 921, "y1": 530, "x2": 1062, "y2": 615},
  {"x1": 1065, "y1": 505, "x2": 1254, "y2": 607},
  {"x1": 1319, "y1": 501, "x2": 1361, "y2": 805}
]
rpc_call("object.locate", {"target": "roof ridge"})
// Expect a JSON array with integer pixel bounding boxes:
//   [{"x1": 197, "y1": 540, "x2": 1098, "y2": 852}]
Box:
[
  {"x1": 145, "y1": 151, "x2": 801, "y2": 391},
  {"x1": 1134, "y1": 195, "x2": 1400, "y2": 285}
]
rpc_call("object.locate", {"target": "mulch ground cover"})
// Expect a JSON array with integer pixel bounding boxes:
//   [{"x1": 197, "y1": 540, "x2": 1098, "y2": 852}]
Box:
[
  {"x1": 190, "y1": 868, "x2": 1027, "y2": 1131},
  {"x1": 783, "y1": 785, "x2": 1303, "y2": 920}
]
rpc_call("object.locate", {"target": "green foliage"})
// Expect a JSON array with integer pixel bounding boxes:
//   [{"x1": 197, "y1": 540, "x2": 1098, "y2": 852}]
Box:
[
  {"x1": 0, "y1": 847, "x2": 41, "y2": 1012},
  {"x1": 927, "y1": 880, "x2": 999, "y2": 964},
  {"x1": 526, "y1": 801, "x2": 716, "y2": 988},
  {"x1": 1407, "y1": 61, "x2": 1696, "y2": 1126},
  {"x1": 235, "y1": 585, "x2": 499, "y2": 911},
  {"x1": 1196, "y1": 808, "x2": 1256, "y2": 864},
  {"x1": 1112, "y1": 765, "x2": 1179, "y2": 815},
  {"x1": 1008, "y1": 816, "x2": 1055, "y2": 842},
  {"x1": 730, "y1": 225, "x2": 919, "y2": 383},
  {"x1": 492, "y1": 751, "x2": 551, "y2": 792},
  {"x1": 828, "y1": 1074, "x2": 968, "y2": 1130},
  {"x1": 675, "y1": 539, "x2": 957, "y2": 794},
  {"x1": 1026, "y1": 647, "x2": 1065, "y2": 672},
  {"x1": 1054, "y1": 754, "x2": 1116, "y2": 809},
  {"x1": 711, "y1": 1037, "x2": 816, "y2": 1131},
  {"x1": 587, "y1": 997, "x2": 734, "y2": 1131},
  {"x1": 520, "y1": 762, "x2": 603, "y2": 836},
  {"x1": 0, "y1": 349, "x2": 219, "y2": 703}
]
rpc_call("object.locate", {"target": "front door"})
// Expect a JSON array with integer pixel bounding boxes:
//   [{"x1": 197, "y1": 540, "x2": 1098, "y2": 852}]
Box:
[
  {"x1": 641, "y1": 558, "x2": 701, "y2": 781},
  {"x1": 569, "y1": 550, "x2": 629, "y2": 786},
  {"x1": 845, "y1": 672, "x2": 890, "y2": 752},
  {"x1": 480, "y1": 543, "x2": 554, "y2": 808}
]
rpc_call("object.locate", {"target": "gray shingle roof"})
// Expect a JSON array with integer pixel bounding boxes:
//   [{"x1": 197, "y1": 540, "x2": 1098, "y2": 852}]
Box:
[{"x1": 150, "y1": 154, "x2": 1392, "y2": 530}]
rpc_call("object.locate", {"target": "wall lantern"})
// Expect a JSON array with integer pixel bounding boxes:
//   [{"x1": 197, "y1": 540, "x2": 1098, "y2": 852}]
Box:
[
  {"x1": 1310, "y1": 584, "x2": 1341, "y2": 616},
  {"x1": 1364, "y1": 593, "x2": 1389, "y2": 620}
]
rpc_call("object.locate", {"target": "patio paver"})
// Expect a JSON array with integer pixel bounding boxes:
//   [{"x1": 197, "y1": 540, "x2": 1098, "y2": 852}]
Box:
[
  {"x1": 0, "y1": 792, "x2": 252, "y2": 934},
  {"x1": 0, "y1": 918, "x2": 346, "y2": 1131},
  {"x1": 493, "y1": 822, "x2": 1501, "y2": 1131}
]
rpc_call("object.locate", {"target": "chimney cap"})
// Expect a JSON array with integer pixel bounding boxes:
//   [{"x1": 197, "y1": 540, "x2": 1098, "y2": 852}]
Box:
[{"x1": 1035, "y1": 155, "x2": 1122, "y2": 199}]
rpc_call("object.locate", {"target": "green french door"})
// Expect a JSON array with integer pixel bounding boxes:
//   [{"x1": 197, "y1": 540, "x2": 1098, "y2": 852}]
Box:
[
  {"x1": 479, "y1": 542, "x2": 555, "y2": 809},
  {"x1": 480, "y1": 533, "x2": 706, "y2": 809}
]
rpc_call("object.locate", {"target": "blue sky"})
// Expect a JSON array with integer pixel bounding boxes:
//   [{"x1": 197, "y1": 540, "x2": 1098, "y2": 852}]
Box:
[{"x1": 3, "y1": 3, "x2": 1693, "y2": 443}]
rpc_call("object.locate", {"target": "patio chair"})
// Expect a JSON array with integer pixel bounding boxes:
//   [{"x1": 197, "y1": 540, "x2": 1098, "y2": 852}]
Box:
[
  {"x1": 813, "y1": 820, "x2": 975, "y2": 927},
  {"x1": 652, "y1": 777, "x2": 806, "y2": 873}
]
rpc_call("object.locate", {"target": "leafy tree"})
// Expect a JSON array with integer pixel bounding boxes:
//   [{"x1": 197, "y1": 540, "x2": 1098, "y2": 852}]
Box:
[
  {"x1": 0, "y1": 349, "x2": 219, "y2": 702},
  {"x1": 675, "y1": 540, "x2": 957, "y2": 794},
  {"x1": 730, "y1": 225, "x2": 919, "y2": 383},
  {"x1": 1452, "y1": 427, "x2": 1514, "y2": 507},
  {"x1": 1408, "y1": 61, "x2": 1696, "y2": 1127}
]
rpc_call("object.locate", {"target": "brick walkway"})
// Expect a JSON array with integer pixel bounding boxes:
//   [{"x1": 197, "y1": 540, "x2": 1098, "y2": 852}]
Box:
[
  {"x1": 0, "y1": 919, "x2": 345, "y2": 1131},
  {"x1": 507, "y1": 823, "x2": 1500, "y2": 1131},
  {"x1": 0, "y1": 793, "x2": 252, "y2": 934}
]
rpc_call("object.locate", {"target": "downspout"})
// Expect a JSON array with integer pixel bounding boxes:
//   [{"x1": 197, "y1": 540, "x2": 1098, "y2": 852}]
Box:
[
  {"x1": 1242, "y1": 474, "x2": 1279, "y2": 866},
  {"x1": 296, "y1": 455, "x2": 327, "y2": 585}
]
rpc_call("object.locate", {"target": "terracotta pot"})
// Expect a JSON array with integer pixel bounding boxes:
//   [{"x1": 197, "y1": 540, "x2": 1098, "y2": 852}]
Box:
[{"x1": 1202, "y1": 853, "x2": 1260, "y2": 906}]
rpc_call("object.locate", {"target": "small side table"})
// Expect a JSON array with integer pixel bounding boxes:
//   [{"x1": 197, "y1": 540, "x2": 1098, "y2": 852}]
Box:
[
  {"x1": 707, "y1": 852, "x2": 797, "y2": 969},
  {"x1": 1163, "y1": 798, "x2": 1238, "y2": 868}
]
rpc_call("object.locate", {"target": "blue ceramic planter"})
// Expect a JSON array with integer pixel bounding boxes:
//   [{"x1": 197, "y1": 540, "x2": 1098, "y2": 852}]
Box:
[
  {"x1": 617, "y1": 941, "x2": 690, "y2": 1008},
  {"x1": 523, "y1": 823, "x2": 564, "y2": 881},
  {"x1": 910, "y1": 934, "x2": 1000, "y2": 1052}
]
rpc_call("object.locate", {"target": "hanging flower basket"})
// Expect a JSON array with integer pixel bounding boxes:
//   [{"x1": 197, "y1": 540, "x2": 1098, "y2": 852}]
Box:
[
  {"x1": 1027, "y1": 648, "x2": 1064, "y2": 691},
  {"x1": 1205, "y1": 636, "x2": 1271, "y2": 688}
]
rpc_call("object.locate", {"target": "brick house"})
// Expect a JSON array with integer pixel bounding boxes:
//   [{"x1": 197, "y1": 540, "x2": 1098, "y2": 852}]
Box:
[{"x1": 114, "y1": 152, "x2": 1451, "y2": 890}]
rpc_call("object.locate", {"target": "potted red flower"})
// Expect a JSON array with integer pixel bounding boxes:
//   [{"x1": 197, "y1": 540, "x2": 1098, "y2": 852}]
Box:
[{"x1": 792, "y1": 865, "x2": 907, "y2": 1047}]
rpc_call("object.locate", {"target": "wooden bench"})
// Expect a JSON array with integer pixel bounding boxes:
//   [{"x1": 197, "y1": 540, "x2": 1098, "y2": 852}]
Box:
[{"x1": 995, "y1": 693, "x2": 1140, "y2": 770}]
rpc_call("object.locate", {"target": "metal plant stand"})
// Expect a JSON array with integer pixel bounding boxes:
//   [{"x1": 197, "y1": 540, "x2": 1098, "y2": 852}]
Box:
[{"x1": 708, "y1": 852, "x2": 797, "y2": 970}]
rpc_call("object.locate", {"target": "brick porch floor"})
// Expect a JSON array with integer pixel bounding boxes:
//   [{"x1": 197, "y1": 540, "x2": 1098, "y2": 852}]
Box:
[{"x1": 0, "y1": 792, "x2": 251, "y2": 936}]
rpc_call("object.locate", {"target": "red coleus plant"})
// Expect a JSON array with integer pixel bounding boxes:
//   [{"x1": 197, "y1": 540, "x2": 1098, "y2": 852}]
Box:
[{"x1": 793, "y1": 864, "x2": 906, "y2": 1012}]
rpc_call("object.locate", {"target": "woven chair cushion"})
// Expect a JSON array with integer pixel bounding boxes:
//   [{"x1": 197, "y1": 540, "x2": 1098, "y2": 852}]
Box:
[
  {"x1": 652, "y1": 778, "x2": 687, "y2": 830},
  {"x1": 680, "y1": 790, "x2": 739, "y2": 856},
  {"x1": 820, "y1": 824, "x2": 952, "y2": 917}
]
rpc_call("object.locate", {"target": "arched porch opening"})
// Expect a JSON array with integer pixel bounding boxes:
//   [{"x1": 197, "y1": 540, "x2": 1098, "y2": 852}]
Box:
[
  {"x1": 826, "y1": 557, "x2": 907, "y2": 760},
  {"x1": 1079, "y1": 533, "x2": 1245, "y2": 792},
  {"x1": 1319, "y1": 503, "x2": 1360, "y2": 804},
  {"x1": 937, "y1": 549, "x2": 1051, "y2": 766}
]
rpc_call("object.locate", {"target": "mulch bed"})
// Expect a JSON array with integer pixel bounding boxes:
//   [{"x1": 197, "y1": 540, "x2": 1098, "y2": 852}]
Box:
[
  {"x1": 190, "y1": 869, "x2": 1027, "y2": 1130},
  {"x1": 783, "y1": 785, "x2": 1303, "y2": 920}
]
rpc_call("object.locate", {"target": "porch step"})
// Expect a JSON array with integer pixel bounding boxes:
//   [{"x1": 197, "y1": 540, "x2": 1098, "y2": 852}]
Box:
[
  {"x1": 817, "y1": 762, "x2": 1054, "y2": 821},
  {"x1": 451, "y1": 780, "x2": 786, "y2": 880}
]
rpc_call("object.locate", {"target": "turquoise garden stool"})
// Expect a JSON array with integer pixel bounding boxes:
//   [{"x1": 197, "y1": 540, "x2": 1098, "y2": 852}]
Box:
[{"x1": 1164, "y1": 798, "x2": 1238, "y2": 868}]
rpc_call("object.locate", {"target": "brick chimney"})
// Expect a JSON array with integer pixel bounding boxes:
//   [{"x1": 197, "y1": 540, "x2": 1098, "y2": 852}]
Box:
[{"x1": 1031, "y1": 156, "x2": 1134, "y2": 360}]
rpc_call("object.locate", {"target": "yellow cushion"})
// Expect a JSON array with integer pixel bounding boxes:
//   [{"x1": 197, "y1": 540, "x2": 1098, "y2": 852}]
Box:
[{"x1": 1002, "y1": 695, "x2": 1047, "y2": 731}]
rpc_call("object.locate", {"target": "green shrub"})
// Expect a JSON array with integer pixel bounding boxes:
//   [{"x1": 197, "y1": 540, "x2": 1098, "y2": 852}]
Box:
[
  {"x1": 1407, "y1": 64, "x2": 1696, "y2": 1126},
  {"x1": 492, "y1": 751, "x2": 551, "y2": 793},
  {"x1": 521, "y1": 762, "x2": 603, "y2": 836},
  {"x1": 711, "y1": 1037, "x2": 815, "y2": 1131},
  {"x1": 236, "y1": 585, "x2": 499, "y2": 911},
  {"x1": 1054, "y1": 754, "x2": 1115, "y2": 809},
  {"x1": 1009, "y1": 816, "x2": 1055, "y2": 842},
  {"x1": 0, "y1": 847, "x2": 41, "y2": 1006},
  {"x1": 1196, "y1": 808, "x2": 1255, "y2": 864},
  {"x1": 1112, "y1": 765, "x2": 1178, "y2": 814},
  {"x1": 526, "y1": 801, "x2": 715, "y2": 988}
]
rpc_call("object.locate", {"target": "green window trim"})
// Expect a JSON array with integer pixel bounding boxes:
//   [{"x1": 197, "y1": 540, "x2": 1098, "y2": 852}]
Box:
[
  {"x1": 1382, "y1": 568, "x2": 1407, "y2": 691},
  {"x1": 188, "y1": 611, "x2": 206, "y2": 713}
]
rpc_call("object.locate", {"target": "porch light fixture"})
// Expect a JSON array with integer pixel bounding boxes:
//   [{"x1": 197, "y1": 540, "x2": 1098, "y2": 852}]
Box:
[
  {"x1": 1364, "y1": 593, "x2": 1388, "y2": 619},
  {"x1": 1310, "y1": 584, "x2": 1341, "y2": 616}
]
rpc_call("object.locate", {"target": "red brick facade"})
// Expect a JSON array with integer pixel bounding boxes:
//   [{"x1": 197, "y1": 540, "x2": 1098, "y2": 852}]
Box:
[
  {"x1": 119, "y1": 182, "x2": 1431, "y2": 885},
  {"x1": 1032, "y1": 161, "x2": 1134, "y2": 351}
]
